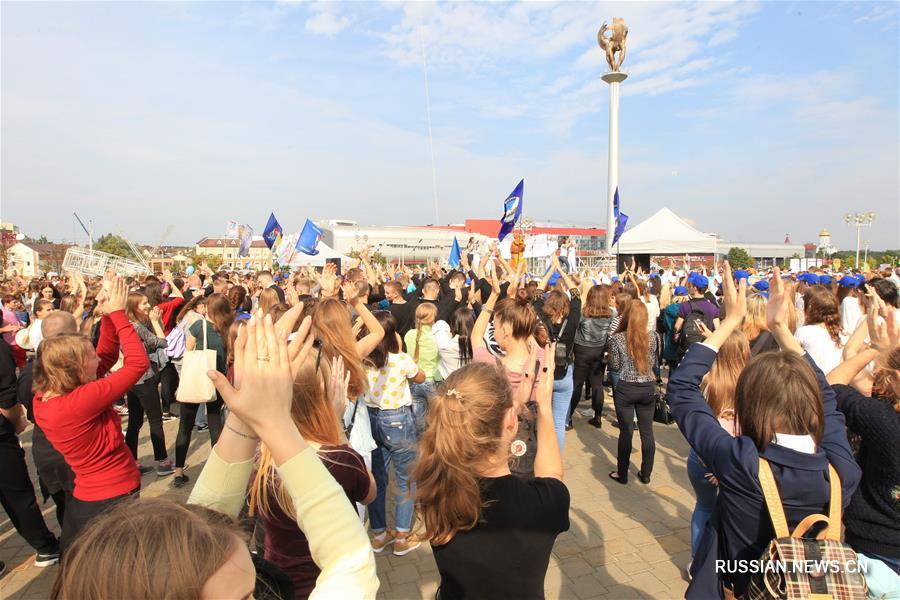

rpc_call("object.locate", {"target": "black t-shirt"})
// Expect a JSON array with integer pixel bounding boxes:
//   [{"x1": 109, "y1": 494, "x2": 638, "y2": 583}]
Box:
[
  {"x1": 0, "y1": 340, "x2": 19, "y2": 437},
  {"x1": 390, "y1": 301, "x2": 416, "y2": 347},
  {"x1": 432, "y1": 475, "x2": 570, "y2": 600}
]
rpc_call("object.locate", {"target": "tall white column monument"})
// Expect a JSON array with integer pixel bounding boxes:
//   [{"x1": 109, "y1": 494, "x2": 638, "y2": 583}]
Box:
[{"x1": 598, "y1": 19, "x2": 629, "y2": 257}]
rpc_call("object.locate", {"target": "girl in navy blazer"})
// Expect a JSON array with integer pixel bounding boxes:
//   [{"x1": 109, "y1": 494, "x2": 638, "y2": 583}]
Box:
[{"x1": 667, "y1": 263, "x2": 861, "y2": 599}]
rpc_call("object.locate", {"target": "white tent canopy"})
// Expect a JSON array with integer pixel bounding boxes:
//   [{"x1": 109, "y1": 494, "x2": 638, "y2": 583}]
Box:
[
  {"x1": 616, "y1": 208, "x2": 718, "y2": 254},
  {"x1": 285, "y1": 240, "x2": 352, "y2": 267}
]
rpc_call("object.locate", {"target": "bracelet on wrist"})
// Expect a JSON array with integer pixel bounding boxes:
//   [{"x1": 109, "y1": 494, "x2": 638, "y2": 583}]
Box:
[{"x1": 225, "y1": 421, "x2": 259, "y2": 440}]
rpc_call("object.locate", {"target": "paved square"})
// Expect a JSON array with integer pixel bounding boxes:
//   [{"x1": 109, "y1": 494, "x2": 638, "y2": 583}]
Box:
[{"x1": 1, "y1": 405, "x2": 693, "y2": 599}]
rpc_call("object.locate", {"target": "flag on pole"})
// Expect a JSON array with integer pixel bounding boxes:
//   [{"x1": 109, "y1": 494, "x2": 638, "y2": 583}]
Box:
[
  {"x1": 224, "y1": 220, "x2": 240, "y2": 238},
  {"x1": 262, "y1": 213, "x2": 283, "y2": 250},
  {"x1": 238, "y1": 224, "x2": 253, "y2": 257},
  {"x1": 497, "y1": 179, "x2": 524, "y2": 241},
  {"x1": 448, "y1": 237, "x2": 461, "y2": 268},
  {"x1": 613, "y1": 213, "x2": 628, "y2": 246},
  {"x1": 611, "y1": 188, "x2": 628, "y2": 246},
  {"x1": 276, "y1": 232, "x2": 300, "y2": 265},
  {"x1": 295, "y1": 219, "x2": 323, "y2": 256}
]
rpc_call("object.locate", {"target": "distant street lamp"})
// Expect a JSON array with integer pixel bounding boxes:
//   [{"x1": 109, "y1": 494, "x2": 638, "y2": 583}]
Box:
[{"x1": 844, "y1": 212, "x2": 875, "y2": 269}]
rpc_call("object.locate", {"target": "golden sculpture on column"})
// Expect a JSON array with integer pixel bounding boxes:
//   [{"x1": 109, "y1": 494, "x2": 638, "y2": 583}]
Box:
[{"x1": 598, "y1": 18, "x2": 628, "y2": 72}]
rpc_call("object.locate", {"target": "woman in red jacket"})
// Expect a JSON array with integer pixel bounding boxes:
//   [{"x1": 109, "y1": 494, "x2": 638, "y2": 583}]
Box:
[{"x1": 33, "y1": 277, "x2": 150, "y2": 552}]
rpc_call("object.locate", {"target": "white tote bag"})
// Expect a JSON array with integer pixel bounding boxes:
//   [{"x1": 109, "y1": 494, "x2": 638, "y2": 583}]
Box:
[{"x1": 176, "y1": 318, "x2": 217, "y2": 404}]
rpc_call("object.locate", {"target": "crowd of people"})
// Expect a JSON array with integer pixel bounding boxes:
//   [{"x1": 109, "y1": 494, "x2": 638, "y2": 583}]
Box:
[{"x1": 0, "y1": 242, "x2": 897, "y2": 599}]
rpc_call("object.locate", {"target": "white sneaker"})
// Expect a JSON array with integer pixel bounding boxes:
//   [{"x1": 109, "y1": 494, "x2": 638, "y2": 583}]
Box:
[
  {"x1": 578, "y1": 408, "x2": 595, "y2": 418},
  {"x1": 686, "y1": 559, "x2": 693, "y2": 581}
]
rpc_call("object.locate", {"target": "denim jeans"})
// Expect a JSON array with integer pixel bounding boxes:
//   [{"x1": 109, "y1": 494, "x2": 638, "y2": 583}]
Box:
[
  {"x1": 409, "y1": 381, "x2": 435, "y2": 436},
  {"x1": 368, "y1": 406, "x2": 417, "y2": 533},
  {"x1": 610, "y1": 370, "x2": 620, "y2": 390},
  {"x1": 551, "y1": 365, "x2": 574, "y2": 451},
  {"x1": 687, "y1": 448, "x2": 718, "y2": 559}
]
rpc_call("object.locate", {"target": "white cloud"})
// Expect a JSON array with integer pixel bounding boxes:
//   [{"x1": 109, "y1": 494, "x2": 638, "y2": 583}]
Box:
[{"x1": 304, "y1": 3, "x2": 349, "y2": 36}]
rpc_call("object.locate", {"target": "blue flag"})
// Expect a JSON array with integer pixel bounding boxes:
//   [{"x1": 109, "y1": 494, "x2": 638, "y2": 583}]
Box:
[
  {"x1": 448, "y1": 237, "x2": 461, "y2": 268},
  {"x1": 262, "y1": 213, "x2": 283, "y2": 250},
  {"x1": 295, "y1": 219, "x2": 323, "y2": 256},
  {"x1": 613, "y1": 212, "x2": 628, "y2": 246},
  {"x1": 611, "y1": 187, "x2": 627, "y2": 246},
  {"x1": 497, "y1": 179, "x2": 524, "y2": 241}
]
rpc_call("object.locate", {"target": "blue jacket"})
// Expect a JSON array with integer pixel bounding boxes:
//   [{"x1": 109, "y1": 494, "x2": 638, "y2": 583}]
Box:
[{"x1": 667, "y1": 344, "x2": 861, "y2": 598}]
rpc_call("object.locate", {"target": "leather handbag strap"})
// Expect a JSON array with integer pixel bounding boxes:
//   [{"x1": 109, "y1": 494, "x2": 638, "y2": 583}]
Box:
[
  {"x1": 758, "y1": 458, "x2": 790, "y2": 539},
  {"x1": 826, "y1": 464, "x2": 841, "y2": 541}
]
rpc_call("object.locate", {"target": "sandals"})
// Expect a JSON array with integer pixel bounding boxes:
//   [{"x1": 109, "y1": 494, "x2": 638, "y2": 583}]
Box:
[{"x1": 608, "y1": 471, "x2": 627, "y2": 485}]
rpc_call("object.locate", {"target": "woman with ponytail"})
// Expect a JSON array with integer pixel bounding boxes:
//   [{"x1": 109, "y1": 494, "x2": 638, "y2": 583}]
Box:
[
  {"x1": 795, "y1": 285, "x2": 847, "y2": 373},
  {"x1": 413, "y1": 354, "x2": 568, "y2": 599},
  {"x1": 404, "y1": 302, "x2": 440, "y2": 435},
  {"x1": 249, "y1": 352, "x2": 375, "y2": 598},
  {"x1": 471, "y1": 271, "x2": 546, "y2": 479}
]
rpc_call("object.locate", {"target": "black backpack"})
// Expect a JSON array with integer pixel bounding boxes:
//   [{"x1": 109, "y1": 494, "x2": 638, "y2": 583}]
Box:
[{"x1": 679, "y1": 300, "x2": 707, "y2": 350}]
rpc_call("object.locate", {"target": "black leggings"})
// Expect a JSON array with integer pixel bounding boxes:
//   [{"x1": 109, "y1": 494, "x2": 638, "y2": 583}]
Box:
[
  {"x1": 159, "y1": 362, "x2": 180, "y2": 415},
  {"x1": 613, "y1": 381, "x2": 656, "y2": 480},
  {"x1": 125, "y1": 377, "x2": 168, "y2": 462},
  {"x1": 175, "y1": 398, "x2": 223, "y2": 468},
  {"x1": 569, "y1": 344, "x2": 606, "y2": 422}
]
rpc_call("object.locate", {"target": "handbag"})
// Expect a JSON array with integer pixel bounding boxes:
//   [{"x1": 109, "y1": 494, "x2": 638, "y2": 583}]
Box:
[
  {"x1": 176, "y1": 318, "x2": 217, "y2": 404},
  {"x1": 740, "y1": 459, "x2": 867, "y2": 600},
  {"x1": 652, "y1": 383, "x2": 675, "y2": 425}
]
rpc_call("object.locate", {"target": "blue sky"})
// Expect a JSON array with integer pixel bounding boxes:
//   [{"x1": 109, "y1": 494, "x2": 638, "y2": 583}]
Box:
[{"x1": 2, "y1": 1, "x2": 898, "y2": 249}]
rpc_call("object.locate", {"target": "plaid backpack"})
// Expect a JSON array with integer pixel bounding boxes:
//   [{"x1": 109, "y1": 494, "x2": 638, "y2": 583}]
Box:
[{"x1": 740, "y1": 458, "x2": 867, "y2": 600}]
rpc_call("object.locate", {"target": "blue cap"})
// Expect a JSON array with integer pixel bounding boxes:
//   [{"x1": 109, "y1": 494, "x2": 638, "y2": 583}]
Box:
[
  {"x1": 818, "y1": 275, "x2": 832, "y2": 286},
  {"x1": 691, "y1": 275, "x2": 709, "y2": 290},
  {"x1": 753, "y1": 280, "x2": 770, "y2": 292},
  {"x1": 273, "y1": 275, "x2": 279, "y2": 281},
  {"x1": 650, "y1": 272, "x2": 660, "y2": 279},
  {"x1": 674, "y1": 285, "x2": 689, "y2": 296},
  {"x1": 611, "y1": 275, "x2": 619, "y2": 282},
  {"x1": 548, "y1": 272, "x2": 561, "y2": 287},
  {"x1": 759, "y1": 291, "x2": 769, "y2": 299},
  {"x1": 838, "y1": 275, "x2": 859, "y2": 288},
  {"x1": 854, "y1": 274, "x2": 866, "y2": 286},
  {"x1": 733, "y1": 269, "x2": 750, "y2": 281}
]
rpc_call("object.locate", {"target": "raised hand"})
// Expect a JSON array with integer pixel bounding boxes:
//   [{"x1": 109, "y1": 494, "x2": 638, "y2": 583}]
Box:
[
  {"x1": 720, "y1": 261, "x2": 747, "y2": 323},
  {"x1": 149, "y1": 306, "x2": 162, "y2": 323},
  {"x1": 766, "y1": 267, "x2": 791, "y2": 332},
  {"x1": 328, "y1": 355, "x2": 352, "y2": 419},
  {"x1": 208, "y1": 313, "x2": 293, "y2": 433},
  {"x1": 318, "y1": 263, "x2": 338, "y2": 296},
  {"x1": 341, "y1": 280, "x2": 359, "y2": 305},
  {"x1": 103, "y1": 277, "x2": 128, "y2": 314}
]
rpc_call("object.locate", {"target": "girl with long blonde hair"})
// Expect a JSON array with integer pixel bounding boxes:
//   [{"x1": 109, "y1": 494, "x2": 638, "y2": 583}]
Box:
[
  {"x1": 608, "y1": 300, "x2": 659, "y2": 484},
  {"x1": 249, "y1": 352, "x2": 375, "y2": 597},
  {"x1": 413, "y1": 355, "x2": 567, "y2": 598},
  {"x1": 404, "y1": 302, "x2": 439, "y2": 435}
]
